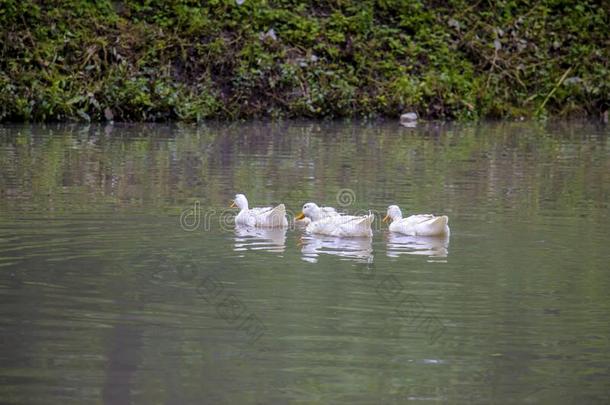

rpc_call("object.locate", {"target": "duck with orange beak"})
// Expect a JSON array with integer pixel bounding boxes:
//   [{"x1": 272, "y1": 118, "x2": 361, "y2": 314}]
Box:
[
  {"x1": 383, "y1": 205, "x2": 449, "y2": 236},
  {"x1": 298, "y1": 202, "x2": 373, "y2": 237},
  {"x1": 230, "y1": 194, "x2": 288, "y2": 228},
  {"x1": 294, "y1": 202, "x2": 338, "y2": 226}
]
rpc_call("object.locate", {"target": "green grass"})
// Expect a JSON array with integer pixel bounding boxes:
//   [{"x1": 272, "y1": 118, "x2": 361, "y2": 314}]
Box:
[{"x1": 0, "y1": 0, "x2": 608, "y2": 122}]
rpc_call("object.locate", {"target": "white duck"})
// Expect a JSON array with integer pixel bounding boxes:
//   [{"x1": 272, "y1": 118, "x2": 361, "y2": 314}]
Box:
[
  {"x1": 294, "y1": 202, "x2": 339, "y2": 226},
  {"x1": 297, "y1": 202, "x2": 374, "y2": 237},
  {"x1": 383, "y1": 205, "x2": 449, "y2": 236},
  {"x1": 230, "y1": 194, "x2": 288, "y2": 228}
]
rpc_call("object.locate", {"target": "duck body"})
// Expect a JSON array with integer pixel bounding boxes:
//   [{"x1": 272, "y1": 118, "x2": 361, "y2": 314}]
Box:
[
  {"x1": 384, "y1": 205, "x2": 449, "y2": 236},
  {"x1": 306, "y1": 213, "x2": 375, "y2": 237},
  {"x1": 232, "y1": 194, "x2": 288, "y2": 228}
]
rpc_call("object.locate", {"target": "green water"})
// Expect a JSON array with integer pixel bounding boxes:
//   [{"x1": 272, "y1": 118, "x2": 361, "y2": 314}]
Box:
[{"x1": 0, "y1": 122, "x2": 609, "y2": 404}]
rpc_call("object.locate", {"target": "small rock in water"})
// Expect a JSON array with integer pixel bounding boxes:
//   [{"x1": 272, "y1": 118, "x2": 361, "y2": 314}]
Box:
[
  {"x1": 400, "y1": 112, "x2": 418, "y2": 127},
  {"x1": 104, "y1": 107, "x2": 114, "y2": 121},
  {"x1": 400, "y1": 112, "x2": 417, "y2": 122}
]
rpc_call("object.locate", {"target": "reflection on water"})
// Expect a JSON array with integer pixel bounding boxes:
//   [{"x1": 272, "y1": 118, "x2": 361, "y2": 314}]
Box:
[
  {"x1": 233, "y1": 225, "x2": 287, "y2": 254},
  {"x1": 300, "y1": 234, "x2": 373, "y2": 263},
  {"x1": 1, "y1": 122, "x2": 609, "y2": 404},
  {"x1": 386, "y1": 232, "x2": 450, "y2": 259}
]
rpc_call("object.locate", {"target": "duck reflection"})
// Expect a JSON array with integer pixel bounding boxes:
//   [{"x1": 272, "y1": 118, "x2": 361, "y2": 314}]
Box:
[
  {"x1": 300, "y1": 234, "x2": 373, "y2": 263},
  {"x1": 386, "y1": 233, "x2": 450, "y2": 259},
  {"x1": 233, "y1": 225, "x2": 287, "y2": 254}
]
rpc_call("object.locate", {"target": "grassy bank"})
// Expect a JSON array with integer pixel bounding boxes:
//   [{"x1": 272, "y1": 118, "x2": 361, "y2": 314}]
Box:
[{"x1": 0, "y1": 0, "x2": 608, "y2": 122}]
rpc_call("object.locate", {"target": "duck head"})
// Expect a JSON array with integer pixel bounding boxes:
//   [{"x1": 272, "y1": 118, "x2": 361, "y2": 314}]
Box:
[
  {"x1": 231, "y1": 194, "x2": 249, "y2": 210},
  {"x1": 296, "y1": 202, "x2": 322, "y2": 221},
  {"x1": 383, "y1": 205, "x2": 402, "y2": 223}
]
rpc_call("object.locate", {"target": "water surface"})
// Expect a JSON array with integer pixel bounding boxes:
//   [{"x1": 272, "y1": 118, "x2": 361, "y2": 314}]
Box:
[{"x1": 1, "y1": 122, "x2": 609, "y2": 403}]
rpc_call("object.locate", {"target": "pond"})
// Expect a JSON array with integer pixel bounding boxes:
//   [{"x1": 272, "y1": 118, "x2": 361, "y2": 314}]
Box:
[{"x1": 1, "y1": 121, "x2": 609, "y2": 403}]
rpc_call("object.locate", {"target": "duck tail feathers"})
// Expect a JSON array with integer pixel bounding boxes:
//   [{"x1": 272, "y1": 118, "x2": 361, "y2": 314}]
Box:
[
  {"x1": 269, "y1": 204, "x2": 287, "y2": 227},
  {"x1": 355, "y1": 212, "x2": 375, "y2": 226},
  {"x1": 425, "y1": 215, "x2": 449, "y2": 235}
]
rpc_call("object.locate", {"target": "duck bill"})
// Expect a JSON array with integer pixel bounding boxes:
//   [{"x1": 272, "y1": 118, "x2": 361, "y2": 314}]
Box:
[
  {"x1": 382, "y1": 215, "x2": 390, "y2": 223},
  {"x1": 295, "y1": 212, "x2": 305, "y2": 220},
  {"x1": 230, "y1": 200, "x2": 236, "y2": 208}
]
